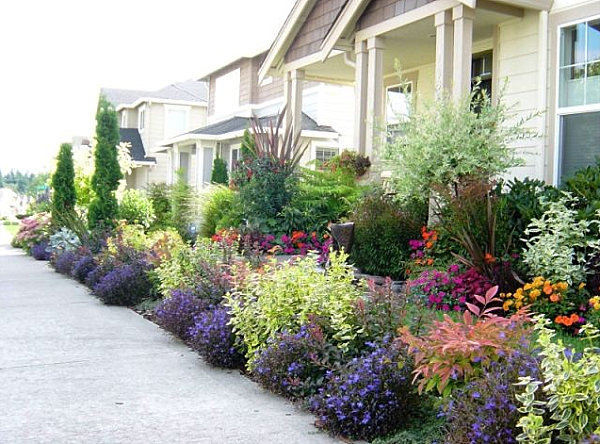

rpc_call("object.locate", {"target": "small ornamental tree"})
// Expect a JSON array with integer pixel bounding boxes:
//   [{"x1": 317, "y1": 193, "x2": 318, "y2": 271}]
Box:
[
  {"x1": 211, "y1": 156, "x2": 229, "y2": 185},
  {"x1": 88, "y1": 96, "x2": 122, "y2": 229},
  {"x1": 51, "y1": 143, "x2": 77, "y2": 222}
]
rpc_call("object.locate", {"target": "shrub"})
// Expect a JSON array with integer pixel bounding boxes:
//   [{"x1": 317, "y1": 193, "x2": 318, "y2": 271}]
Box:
[
  {"x1": 253, "y1": 321, "x2": 341, "y2": 400},
  {"x1": 516, "y1": 316, "x2": 600, "y2": 443},
  {"x1": 522, "y1": 193, "x2": 600, "y2": 284},
  {"x1": 188, "y1": 305, "x2": 245, "y2": 368},
  {"x1": 53, "y1": 250, "x2": 79, "y2": 275},
  {"x1": 147, "y1": 183, "x2": 172, "y2": 230},
  {"x1": 309, "y1": 340, "x2": 418, "y2": 441},
  {"x1": 400, "y1": 288, "x2": 531, "y2": 396},
  {"x1": 562, "y1": 158, "x2": 600, "y2": 220},
  {"x1": 14, "y1": 212, "x2": 51, "y2": 251},
  {"x1": 443, "y1": 350, "x2": 541, "y2": 444},
  {"x1": 118, "y1": 189, "x2": 155, "y2": 229},
  {"x1": 171, "y1": 169, "x2": 197, "y2": 241},
  {"x1": 154, "y1": 289, "x2": 208, "y2": 340},
  {"x1": 350, "y1": 188, "x2": 426, "y2": 280},
  {"x1": 47, "y1": 227, "x2": 81, "y2": 255},
  {"x1": 225, "y1": 251, "x2": 364, "y2": 365},
  {"x1": 210, "y1": 156, "x2": 229, "y2": 185},
  {"x1": 71, "y1": 254, "x2": 97, "y2": 283},
  {"x1": 51, "y1": 142, "x2": 77, "y2": 223},
  {"x1": 93, "y1": 260, "x2": 153, "y2": 306},
  {"x1": 198, "y1": 185, "x2": 240, "y2": 238},
  {"x1": 31, "y1": 241, "x2": 50, "y2": 261},
  {"x1": 385, "y1": 88, "x2": 533, "y2": 203}
]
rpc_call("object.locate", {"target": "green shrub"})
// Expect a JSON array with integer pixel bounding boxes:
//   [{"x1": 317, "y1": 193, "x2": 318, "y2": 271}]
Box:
[
  {"x1": 198, "y1": 185, "x2": 241, "y2": 238},
  {"x1": 225, "y1": 251, "x2": 364, "y2": 366},
  {"x1": 279, "y1": 168, "x2": 362, "y2": 234},
  {"x1": 171, "y1": 170, "x2": 197, "y2": 241},
  {"x1": 350, "y1": 188, "x2": 426, "y2": 279},
  {"x1": 522, "y1": 193, "x2": 600, "y2": 284},
  {"x1": 516, "y1": 316, "x2": 600, "y2": 443},
  {"x1": 210, "y1": 156, "x2": 229, "y2": 185},
  {"x1": 562, "y1": 158, "x2": 600, "y2": 220},
  {"x1": 118, "y1": 189, "x2": 155, "y2": 229},
  {"x1": 147, "y1": 183, "x2": 172, "y2": 230},
  {"x1": 51, "y1": 143, "x2": 77, "y2": 224},
  {"x1": 324, "y1": 150, "x2": 371, "y2": 178}
]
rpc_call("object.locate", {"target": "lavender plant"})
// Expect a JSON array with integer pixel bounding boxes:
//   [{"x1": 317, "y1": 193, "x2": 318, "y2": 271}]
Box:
[
  {"x1": 31, "y1": 241, "x2": 51, "y2": 261},
  {"x1": 93, "y1": 260, "x2": 153, "y2": 306},
  {"x1": 188, "y1": 305, "x2": 245, "y2": 369},
  {"x1": 71, "y1": 254, "x2": 97, "y2": 283},
  {"x1": 53, "y1": 250, "x2": 79, "y2": 275}
]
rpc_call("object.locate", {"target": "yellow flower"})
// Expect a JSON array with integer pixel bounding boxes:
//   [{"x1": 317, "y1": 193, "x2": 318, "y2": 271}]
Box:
[
  {"x1": 515, "y1": 301, "x2": 523, "y2": 309},
  {"x1": 524, "y1": 283, "x2": 532, "y2": 291},
  {"x1": 557, "y1": 282, "x2": 568, "y2": 292},
  {"x1": 530, "y1": 289, "x2": 541, "y2": 299},
  {"x1": 594, "y1": 303, "x2": 600, "y2": 310},
  {"x1": 503, "y1": 300, "x2": 514, "y2": 311},
  {"x1": 579, "y1": 282, "x2": 586, "y2": 290}
]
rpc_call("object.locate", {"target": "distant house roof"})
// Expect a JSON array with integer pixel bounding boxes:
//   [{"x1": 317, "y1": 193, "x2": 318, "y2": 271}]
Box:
[
  {"x1": 188, "y1": 113, "x2": 336, "y2": 136},
  {"x1": 119, "y1": 128, "x2": 156, "y2": 164},
  {"x1": 101, "y1": 80, "x2": 208, "y2": 108}
]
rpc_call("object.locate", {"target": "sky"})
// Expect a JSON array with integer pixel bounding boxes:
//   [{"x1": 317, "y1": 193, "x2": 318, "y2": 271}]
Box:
[{"x1": 0, "y1": 0, "x2": 296, "y2": 174}]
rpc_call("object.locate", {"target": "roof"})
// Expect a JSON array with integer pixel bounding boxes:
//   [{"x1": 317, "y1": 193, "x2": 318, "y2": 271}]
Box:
[
  {"x1": 187, "y1": 113, "x2": 336, "y2": 136},
  {"x1": 118, "y1": 128, "x2": 156, "y2": 164},
  {"x1": 101, "y1": 80, "x2": 208, "y2": 108}
]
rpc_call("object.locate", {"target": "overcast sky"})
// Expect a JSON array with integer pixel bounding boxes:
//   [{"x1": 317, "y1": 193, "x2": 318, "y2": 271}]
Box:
[{"x1": 0, "y1": 0, "x2": 295, "y2": 174}]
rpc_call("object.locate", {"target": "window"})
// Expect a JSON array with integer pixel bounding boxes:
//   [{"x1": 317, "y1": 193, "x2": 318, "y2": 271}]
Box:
[
  {"x1": 315, "y1": 147, "x2": 338, "y2": 165},
  {"x1": 386, "y1": 82, "x2": 412, "y2": 126},
  {"x1": 138, "y1": 106, "x2": 146, "y2": 131},
  {"x1": 121, "y1": 111, "x2": 128, "y2": 128},
  {"x1": 472, "y1": 52, "x2": 493, "y2": 97},
  {"x1": 179, "y1": 152, "x2": 190, "y2": 184},
  {"x1": 215, "y1": 68, "x2": 240, "y2": 116},
  {"x1": 165, "y1": 106, "x2": 189, "y2": 138},
  {"x1": 557, "y1": 18, "x2": 600, "y2": 182},
  {"x1": 230, "y1": 147, "x2": 239, "y2": 170}
]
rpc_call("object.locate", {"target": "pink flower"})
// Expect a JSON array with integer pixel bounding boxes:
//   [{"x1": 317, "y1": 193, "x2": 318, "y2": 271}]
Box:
[{"x1": 442, "y1": 304, "x2": 450, "y2": 311}]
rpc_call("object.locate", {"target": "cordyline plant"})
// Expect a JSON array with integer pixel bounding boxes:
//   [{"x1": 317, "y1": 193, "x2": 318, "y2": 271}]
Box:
[{"x1": 399, "y1": 286, "x2": 532, "y2": 396}]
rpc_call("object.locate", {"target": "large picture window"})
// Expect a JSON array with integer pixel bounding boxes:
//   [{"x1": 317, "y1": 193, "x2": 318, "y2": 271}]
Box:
[
  {"x1": 557, "y1": 17, "x2": 600, "y2": 182},
  {"x1": 165, "y1": 106, "x2": 189, "y2": 138}
]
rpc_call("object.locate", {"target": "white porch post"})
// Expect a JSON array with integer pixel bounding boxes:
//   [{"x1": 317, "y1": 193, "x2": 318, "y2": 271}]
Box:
[
  {"x1": 290, "y1": 69, "x2": 305, "y2": 140},
  {"x1": 172, "y1": 144, "x2": 180, "y2": 183},
  {"x1": 282, "y1": 70, "x2": 292, "y2": 130},
  {"x1": 194, "y1": 142, "x2": 201, "y2": 190},
  {"x1": 452, "y1": 4, "x2": 475, "y2": 100},
  {"x1": 435, "y1": 10, "x2": 454, "y2": 95},
  {"x1": 354, "y1": 40, "x2": 369, "y2": 155},
  {"x1": 365, "y1": 36, "x2": 385, "y2": 159}
]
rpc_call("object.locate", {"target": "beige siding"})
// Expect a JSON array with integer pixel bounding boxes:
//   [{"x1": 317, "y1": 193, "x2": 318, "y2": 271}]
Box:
[
  {"x1": 147, "y1": 153, "x2": 169, "y2": 184},
  {"x1": 357, "y1": 0, "x2": 435, "y2": 30},
  {"x1": 239, "y1": 58, "x2": 254, "y2": 106},
  {"x1": 189, "y1": 106, "x2": 207, "y2": 131},
  {"x1": 497, "y1": 10, "x2": 543, "y2": 181},
  {"x1": 286, "y1": 0, "x2": 346, "y2": 63}
]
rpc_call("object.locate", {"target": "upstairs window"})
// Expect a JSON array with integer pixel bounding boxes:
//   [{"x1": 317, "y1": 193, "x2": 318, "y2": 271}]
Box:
[
  {"x1": 214, "y1": 68, "x2": 240, "y2": 116},
  {"x1": 165, "y1": 106, "x2": 189, "y2": 138},
  {"x1": 138, "y1": 106, "x2": 146, "y2": 131}
]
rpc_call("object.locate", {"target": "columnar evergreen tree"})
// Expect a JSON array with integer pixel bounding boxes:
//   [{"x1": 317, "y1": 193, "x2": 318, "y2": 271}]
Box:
[
  {"x1": 211, "y1": 156, "x2": 229, "y2": 184},
  {"x1": 51, "y1": 143, "x2": 77, "y2": 222},
  {"x1": 88, "y1": 96, "x2": 122, "y2": 229},
  {"x1": 0, "y1": 170, "x2": 4, "y2": 187},
  {"x1": 171, "y1": 169, "x2": 195, "y2": 241},
  {"x1": 240, "y1": 128, "x2": 255, "y2": 159}
]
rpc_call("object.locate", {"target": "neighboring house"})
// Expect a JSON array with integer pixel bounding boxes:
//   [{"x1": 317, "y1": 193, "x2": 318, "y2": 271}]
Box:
[
  {"x1": 260, "y1": 0, "x2": 600, "y2": 185},
  {"x1": 101, "y1": 80, "x2": 208, "y2": 189},
  {"x1": 159, "y1": 50, "x2": 356, "y2": 189}
]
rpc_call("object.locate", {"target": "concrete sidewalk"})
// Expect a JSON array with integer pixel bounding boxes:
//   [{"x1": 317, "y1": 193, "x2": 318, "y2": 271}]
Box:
[{"x1": 0, "y1": 227, "x2": 339, "y2": 444}]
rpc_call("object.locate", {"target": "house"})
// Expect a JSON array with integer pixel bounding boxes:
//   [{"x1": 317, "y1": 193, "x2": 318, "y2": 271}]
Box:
[
  {"x1": 159, "y1": 50, "x2": 357, "y2": 189},
  {"x1": 101, "y1": 80, "x2": 208, "y2": 189},
  {"x1": 260, "y1": 0, "x2": 600, "y2": 185}
]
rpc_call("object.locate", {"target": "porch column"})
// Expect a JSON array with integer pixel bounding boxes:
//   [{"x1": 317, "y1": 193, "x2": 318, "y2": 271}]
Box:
[
  {"x1": 194, "y1": 142, "x2": 201, "y2": 190},
  {"x1": 452, "y1": 4, "x2": 475, "y2": 100},
  {"x1": 290, "y1": 69, "x2": 305, "y2": 140},
  {"x1": 365, "y1": 36, "x2": 385, "y2": 159},
  {"x1": 354, "y1": 40, "x2": 369, "y2": 155},
  {"x1": 435, "y1": 10, "x2": 454, "y2": 96},
  {"x1": 282, "y1": 71, "x2": 292, "y2": 131},
  {"x1": 172, "y1": 144, "x2": 180, "y2": 183}
]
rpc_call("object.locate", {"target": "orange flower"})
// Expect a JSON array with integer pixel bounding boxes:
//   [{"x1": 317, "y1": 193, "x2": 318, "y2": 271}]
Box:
[
  {"x1": 570, "y1": 313, "x2": 580, "y2": 323},
  {"x1": 425, "y1": 241, "x2": 433, "y2": 249},
  {"x1": 426, "y1": 258, "x2": 434, "y2": 266},
  {"x1": 549, "y1": 293, "x2": 561, "y2": 303},
  {"x1": 543, "y1": 284, "x2": 553, "y2": 295},
  {"x1": 484, "y1": 253, "x2": 496, "y2": 264}
]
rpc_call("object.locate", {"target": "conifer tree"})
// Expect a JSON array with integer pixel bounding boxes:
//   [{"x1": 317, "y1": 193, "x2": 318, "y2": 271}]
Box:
[
  {"x1": 211, "y1": 156, "x2": 229, "y2": 185},
  {"x1": 88, "y1": 96, "x2": 122, "y2": 229},
  {"x1": 51, "y1": 143, "x2": 77, "y2": 222}
]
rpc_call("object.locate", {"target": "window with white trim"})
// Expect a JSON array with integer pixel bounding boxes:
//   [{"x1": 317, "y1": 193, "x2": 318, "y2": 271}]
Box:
[
  {"x1": 165, "y1": 106, "x2": 189, "y2": 138},
  {"x1": 386, "y1": 82, "x2": 412, "y2": 126},
  {"x1": 315, "y1": 147, "x2": 338, "y2": 165},
  {"x1": 215, "y1": 68, "x2": 240, "y2": 117},
  {"x1": 121, "y1": 111, "x2": 128, "y2": 128},
  {"x1": 138, "y1": 106, "x2": 146, "y2": 131},
  {"x1": 230, "y1": 147, "x2": 240, "y2": 171},
  {"x1": 557, "y1": 18, "x2": 600, "y2": 182}
]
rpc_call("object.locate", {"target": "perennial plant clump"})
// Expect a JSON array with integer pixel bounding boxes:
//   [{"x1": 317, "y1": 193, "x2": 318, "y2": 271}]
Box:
[
  {"x1": 93, "y1": 260, "x2": 153, "y2": 306},
  {"x1": 309, "y1": 340, "x2": 418, "y2": 441},
  {"x1": 71, "y1": 254, "x2": 97, "y2": 283},
  {"x1": 188, "y1": 305, "x2": 245, "y2": 369},
  {"x1": 154, "y1": 289, "x2": 208, "y2": 340},
  {"x1": 53, "y1": 250, "x2": 79, "y2": 275},
  {"x1": 31, "y1": 241, "x2": 50, "y2": 261}
]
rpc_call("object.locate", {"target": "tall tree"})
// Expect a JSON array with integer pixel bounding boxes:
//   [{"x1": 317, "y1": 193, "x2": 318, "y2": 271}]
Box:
[
  {"x1": 51, "y1": 143, "x2": 76, "y2": 222},
  {"x1": 88, "y1": 96, "x2": 122, "y2": 229},
  {"x1": 211, "y1": 156, "x2": 229, "y2": 185},
  {"x1": 0, "y1": 170, "x2": 4, "y2": 188}
]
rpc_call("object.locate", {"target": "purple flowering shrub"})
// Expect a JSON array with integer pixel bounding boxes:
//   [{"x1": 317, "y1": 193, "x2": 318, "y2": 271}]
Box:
[
  {"x1": 188, "y1": 305, "x2": 245, "y2": 369},
  {"x1": 309, "y1": 340, "x2": 418, "y2": 441},
  {"x1": 154, "y1": 289, "x2": 208, "y2": 340},
  {"x1": 71, "y1": 255, "x2": 97, "y2": 283},
  {"x1": 408, "y1": 264, "x2": 492, "y2": 312},
  {"x1": 252, "y1": 321, "x2": 341, "y2": 400},
  {"x1": 52, "y1": 250, "x2": 79, "y2": 275},
  {"x1": 583, "y1": 435, "x2": 600, "y2": 444},
  {"x1": 443, "y1": 350, "x2": 541, "y2": 444},
  {"x1": 31, "y1": 241, "x2": 51, "y2": 261},
  {"x1": 93, "y1": 260, "x2": 154, "y2": 306}
]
